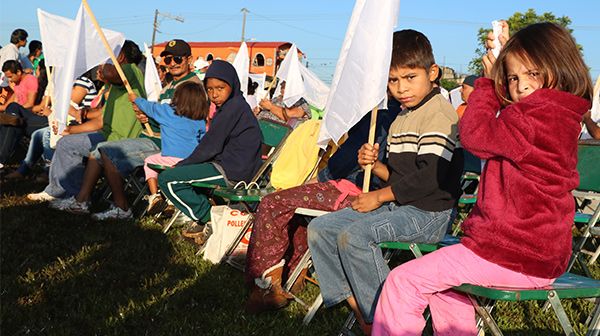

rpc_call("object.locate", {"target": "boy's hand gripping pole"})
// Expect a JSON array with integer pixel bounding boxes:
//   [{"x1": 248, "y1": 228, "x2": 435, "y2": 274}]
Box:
[{"x1": 362, "y1": 107, "x2": 378, "y2": 192}]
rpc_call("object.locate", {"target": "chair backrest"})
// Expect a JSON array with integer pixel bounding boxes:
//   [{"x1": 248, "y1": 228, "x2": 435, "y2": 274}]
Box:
[
  {"x1": 258, "y1": 119, "x2": 291, "y2": 149},
  {"x1": 577, "y1": 139, "x2": 600, "y2": 193},
  {"x1": 250, "y1": 119, "x2": 293, "y2": 185},
  {"x1": 270, "y1": 119, "x2": 323, "y2": 189},
  {"x1": 463, "y1": 149, "x2": 482, "y2": 175}
]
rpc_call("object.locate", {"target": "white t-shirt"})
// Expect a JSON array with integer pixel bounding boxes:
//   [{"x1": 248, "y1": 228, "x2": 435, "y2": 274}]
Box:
[
  {"x1": 0, "y1": 44, "x2": 19, "y2": 68},
  {"x1": 0, "y1": 44, "x2": 20, "y2": 87}
]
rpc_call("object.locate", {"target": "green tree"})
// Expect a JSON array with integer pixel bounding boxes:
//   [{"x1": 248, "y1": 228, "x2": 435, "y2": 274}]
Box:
[
  {"x1": 440, "y1": 78, "x2": 459, "y2": 91},
  {"x1": 467, "y1": 9, "x2": 575, "y2": 75}
]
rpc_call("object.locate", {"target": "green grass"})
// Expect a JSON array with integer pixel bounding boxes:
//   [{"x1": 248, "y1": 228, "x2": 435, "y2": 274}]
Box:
[{"x1": 1, "y1": 173, "x2": 598, "y2": 335}]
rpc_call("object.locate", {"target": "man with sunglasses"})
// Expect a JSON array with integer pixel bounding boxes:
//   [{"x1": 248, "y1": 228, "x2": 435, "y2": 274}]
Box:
[{"x1": 49, "y1": 39, "x2": 204, "y2": 220}]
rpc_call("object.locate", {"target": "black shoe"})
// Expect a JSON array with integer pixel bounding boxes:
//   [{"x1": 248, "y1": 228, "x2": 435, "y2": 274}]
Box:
[{"x1": 0, "y1": 112, "x2": 23, "y2": 126}]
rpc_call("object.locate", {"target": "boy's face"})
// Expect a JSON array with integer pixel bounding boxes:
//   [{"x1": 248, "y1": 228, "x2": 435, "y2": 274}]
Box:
[
  {"x1": 206, "y1": 77, "x2": 232, "y2": 107},
  {"x1": 387, "y1": 65, "x2": 437, "y2": 108},
  {"x1": 3, "y1": 70, "x2": 22, "y2": 84},
  {"x1": 460, "y1": 83, "x2": 474, "y2": 103}
]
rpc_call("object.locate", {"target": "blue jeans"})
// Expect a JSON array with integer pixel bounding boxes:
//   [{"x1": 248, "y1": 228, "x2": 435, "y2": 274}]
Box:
[
  {"x1": 17, "y1": 126, "x2": 54, "y2": 175},
  {"x1": 307, "y1": 203, "x2": 452, "y2": 323},
  {"x1": 93, "y1": 138, "x2": 160, "y2": 176},
  {"x1": 0, "y1": 102, "x2": 48, "y2": 164},
  {"x1": 43, "y1": 132, "x2": 106, "y2": 197}
]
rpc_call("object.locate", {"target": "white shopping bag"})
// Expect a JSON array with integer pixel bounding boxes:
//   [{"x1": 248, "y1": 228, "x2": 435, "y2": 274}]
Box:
[{"x1": 203, "y1": 205, "x2": 252, "y2": 264}]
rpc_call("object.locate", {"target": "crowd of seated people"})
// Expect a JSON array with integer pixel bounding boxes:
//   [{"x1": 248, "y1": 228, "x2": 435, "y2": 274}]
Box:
[{"x1": 1, "y1": 21, "x2": 599, "y2": 336}]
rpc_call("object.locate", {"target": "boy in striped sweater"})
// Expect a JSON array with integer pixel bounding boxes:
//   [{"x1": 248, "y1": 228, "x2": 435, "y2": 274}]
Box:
[{"x1": 307, "y1": 29, "x2": 464, "y2": 334}]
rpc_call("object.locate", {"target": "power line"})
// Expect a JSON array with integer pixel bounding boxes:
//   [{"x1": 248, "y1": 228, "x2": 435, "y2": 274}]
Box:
[{"x1": 248, "y1": 10, "x2": 341, "y2": 41}]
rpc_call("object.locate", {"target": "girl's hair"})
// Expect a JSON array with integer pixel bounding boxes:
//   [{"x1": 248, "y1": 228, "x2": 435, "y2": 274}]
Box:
[
  {"x1": 492, "y1": 22, "x2": 592, "y2": 105},
  {"x1": 171, "y1": 81, "x2": 209, "y2": 121}
]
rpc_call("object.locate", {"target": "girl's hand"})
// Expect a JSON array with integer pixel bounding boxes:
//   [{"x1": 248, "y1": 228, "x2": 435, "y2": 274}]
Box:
[
  {"x1": 128, "y1": 92, "x2": 138, "y2": 103},
  {"x1": 135, "y1": 111, "x2": 148, "y2": 123},
  {"x1": 351, "y1": 192, "x2": 382, "y2": 213},
  {"x1": 357, "y1": 143, "x2": 379, "y2": 170},
  {"x1": 483, "y1": 20, "x2": 509, "y2": 78}
]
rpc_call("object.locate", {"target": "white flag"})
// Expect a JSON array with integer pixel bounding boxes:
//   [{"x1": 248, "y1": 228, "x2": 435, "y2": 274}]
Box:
[
  {"x1": 37, "y1": 5, "x2": 124, "y2": 134},
  {"x1": 592, "y1": 74, "x2": 600, "y2": 122},
  {"x1": 317, "y1": 0, "x2": 400, "y2": 147},
  {"x1": 232, "y1": 41, "x2": 249, "y2": 97},
  {"x1": 273, "y1": 44, "x2": 303, "y2": 108},
  {"x1": 249, "y1": 72, "x2": 266, "y2": 93},
  {"x1": 273, "y1": 44, "x2": 330, "y2": 110},
  {"x1": 449, "y1": 87, "x2": 463, "y2": 109},
  {"x1": 144, "y1": 43, "x2": 162, "y2": 102},
  {"x1": 298, "y1": 63, "x2": 329, "y2": 110}
]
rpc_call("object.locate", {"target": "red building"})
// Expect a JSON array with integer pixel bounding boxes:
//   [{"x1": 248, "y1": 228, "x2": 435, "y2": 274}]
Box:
[{"x1": 152, "y1": 41, "x2": 304, "y2": 77}]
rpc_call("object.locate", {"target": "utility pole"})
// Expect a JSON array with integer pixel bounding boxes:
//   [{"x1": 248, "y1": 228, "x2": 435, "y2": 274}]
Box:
[
  {"x1": 240, "y1": 8, "x2": 249, "y2": 42},
  {"x1": 151, "y1": 9, "x2": 159, "y2": 53},
  {"x1": 150, "y1": 10, "x2": 185, "y2": 53}
]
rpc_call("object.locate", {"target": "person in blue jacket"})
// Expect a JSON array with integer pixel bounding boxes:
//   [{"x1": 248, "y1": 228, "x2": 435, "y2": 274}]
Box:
[{"x1": 158, "y1": 60, "x2": 262, "y2": 224}]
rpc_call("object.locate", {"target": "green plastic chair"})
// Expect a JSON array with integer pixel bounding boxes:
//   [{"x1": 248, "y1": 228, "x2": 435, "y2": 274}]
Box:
[
  {"x1": 160, "y1": 119, "x2": 291, "y2": 234},
  {"x1": 569, "y1": 140, "x2": 600, "y2": 275},
  {"x1": 337, "y1": 235, "x2": 460, "y2": 333},
  {"x1": 454, "y1": 272, "x2": 600, "y2": 335}
]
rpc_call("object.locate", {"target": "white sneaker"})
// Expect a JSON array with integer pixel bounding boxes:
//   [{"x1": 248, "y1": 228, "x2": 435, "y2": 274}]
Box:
[
  {"x1": 27, "y1": 191, "x2": 56, "y2": 202},
  {"x1": 92, "y1": 205, "x2": 132, "y2": 221},
  {"x1": 50, "y1": 196, "x2": 89, "y2": 214}
]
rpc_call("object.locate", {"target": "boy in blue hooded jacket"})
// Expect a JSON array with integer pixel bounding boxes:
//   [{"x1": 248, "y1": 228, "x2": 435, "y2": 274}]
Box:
[{"x1": 158, "y1": 60, "x2": 262, "y2": 223}]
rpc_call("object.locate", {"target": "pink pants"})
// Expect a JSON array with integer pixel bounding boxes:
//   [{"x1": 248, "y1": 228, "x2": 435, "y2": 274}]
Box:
[
  {"x1": 143, "y1": 153, "x2": 182, "y2": 181},
  {"x1": 372, "y1": 243, "x2": 554, "y2": 336}
]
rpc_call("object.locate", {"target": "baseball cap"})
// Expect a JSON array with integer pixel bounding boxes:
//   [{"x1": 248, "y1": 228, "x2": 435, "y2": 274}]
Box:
[
  {"x1": 463, "y1": 75, "x2": 480, "y2": 88},
  {"x1": 160, "y1": 39, "x2": 191, "y2": 57}
]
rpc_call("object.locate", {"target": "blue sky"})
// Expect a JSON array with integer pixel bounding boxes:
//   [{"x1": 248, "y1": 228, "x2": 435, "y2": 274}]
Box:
[{"x1": 1, "y1": 0, "x2": 598, "y2": 83}]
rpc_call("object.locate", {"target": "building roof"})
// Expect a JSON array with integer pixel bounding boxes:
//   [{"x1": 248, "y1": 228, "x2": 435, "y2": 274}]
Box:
[{"x1": 153, "y1": 41, "x2": 302, "y2": 54}]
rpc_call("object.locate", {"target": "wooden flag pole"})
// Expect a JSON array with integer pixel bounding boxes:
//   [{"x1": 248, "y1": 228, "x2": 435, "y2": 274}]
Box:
[
  {"x1": 362, "y1": 106, "x2": 378, "y2": 192},
  {"x1": 265, "y1": 75, "x2": 277, "y2": 99},
  {"x1": 81, "y1": 0, "x2": 154, "y2": 136}
]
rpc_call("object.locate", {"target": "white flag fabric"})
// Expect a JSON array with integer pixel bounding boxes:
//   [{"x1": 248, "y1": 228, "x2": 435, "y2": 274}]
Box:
[
  {"x1": 273, "y1": 44, "x2": 330, "y2": 110},
  {"x1": 592, "y1": 74, "x2": 600, "y2": 122},
  {"x1": 449, "y1": 87, "x2": 463, "y2": 109},
  {"x1": 273, "y1": 44, "x2": 303, "y2": 108},
  {"x1": 298, "y1": 64, "x2": 329, "y2": 110},
  {"x1": 232, "y1": 41, "x2": 249, "y2": 97},
  {"x1": 249, "y1": 72, "x2": 267, "y2": 99},
  {"x1": 144, "y1": 43, "x2": 162, "y2": 102},
  {"x1": 317, "y1": 0, "x2": 400, "y2": 147},
  {"x1": 37, "y1": 5, "x2": 124, "y2": 133}
]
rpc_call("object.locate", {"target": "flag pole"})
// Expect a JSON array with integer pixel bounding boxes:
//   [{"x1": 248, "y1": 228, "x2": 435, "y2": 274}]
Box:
[
  {"x1": 362, "y1": 106, "x2": 378, "y2": 192},
  {"x1": 265, "y1": 75, "x2": 277, "y2": 99},
  {"x1": 81, "y1": 0, "x2": 154, "y2": 136}
]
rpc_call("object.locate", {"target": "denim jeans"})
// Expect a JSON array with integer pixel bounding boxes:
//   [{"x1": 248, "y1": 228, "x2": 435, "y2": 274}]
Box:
[
  {"x1": 307, "y1": 203, "x2": 452, "y2": 323},
  {"x1": 17, "y1": 126, "x2": 54, "y2": 175},
  {"x1": 43, "y1": 132, "x2": 106, "y2": 197},
  {"x1": 0, "y1": 102, "x2": 48, "y2": 163},
  {"x1": 93, "y1": 138, "x2": 160, "y2": 176}
]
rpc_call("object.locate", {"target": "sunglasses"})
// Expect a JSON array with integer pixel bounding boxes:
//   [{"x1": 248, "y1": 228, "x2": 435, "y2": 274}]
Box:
[{"x1": 164, "y1": 56, "x2": 185, "y2": 65}]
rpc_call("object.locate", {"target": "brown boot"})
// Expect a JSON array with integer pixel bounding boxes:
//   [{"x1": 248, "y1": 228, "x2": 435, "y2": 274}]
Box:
[
  {"x1": 290, "y1": 268, "x2": 309, "y2": 295},
  {"x1": 245, "y1": 267, "x2": 293, "y2": 314}
]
